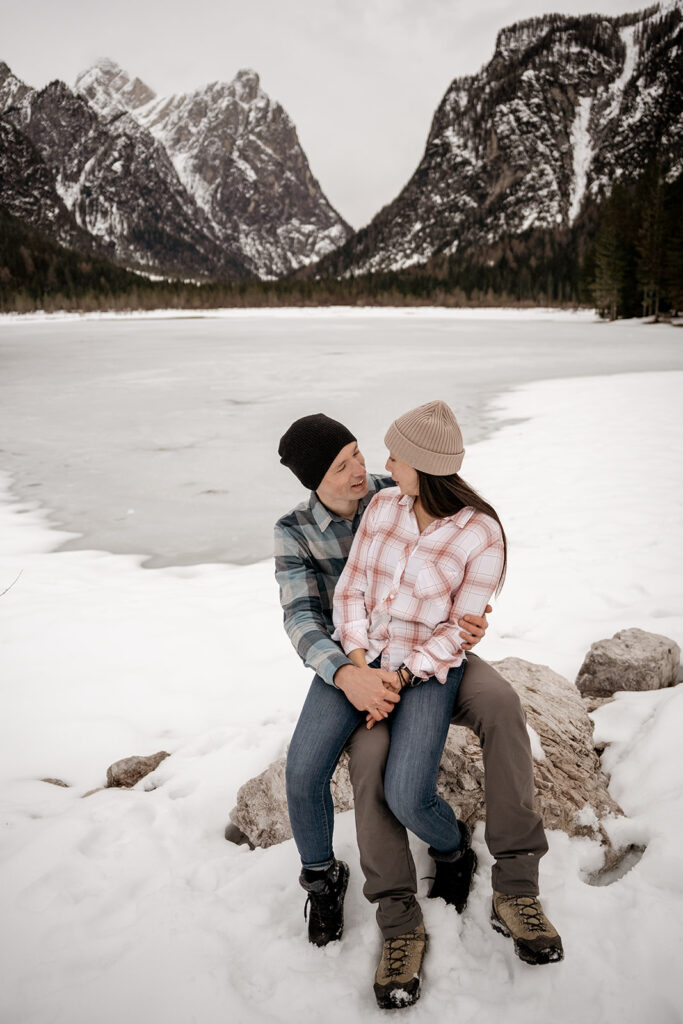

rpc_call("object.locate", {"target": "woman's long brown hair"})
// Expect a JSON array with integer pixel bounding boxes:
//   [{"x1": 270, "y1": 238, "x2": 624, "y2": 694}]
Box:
[{"x1": 416, "y1": 470, "x2": 507, "y2": 594}]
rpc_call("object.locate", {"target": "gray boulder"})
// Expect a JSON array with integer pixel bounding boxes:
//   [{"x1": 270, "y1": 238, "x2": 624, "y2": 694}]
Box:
[
  {"x1": 576, "y1": 628, "x2": 680, "y2": 697},
  {"x1": 229, "y1": 658, "x2": 622, "y2": 857},
  {"x1": 106, "y1": 751, "x2": 170, "y2": 788}
]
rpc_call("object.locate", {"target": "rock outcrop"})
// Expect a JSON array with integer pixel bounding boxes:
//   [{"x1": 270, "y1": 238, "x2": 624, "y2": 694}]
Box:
[
  {"x1": 576, "y1": 627, "x2": 681, "y2": 696},
  {"x1": 229, "y1": 657, "x2": 623, "y2": 856}
]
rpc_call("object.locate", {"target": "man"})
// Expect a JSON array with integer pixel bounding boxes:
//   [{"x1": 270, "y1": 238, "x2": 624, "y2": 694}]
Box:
[{"x1": 274, "y1": 413, "x2": 562, "y2": 1009}]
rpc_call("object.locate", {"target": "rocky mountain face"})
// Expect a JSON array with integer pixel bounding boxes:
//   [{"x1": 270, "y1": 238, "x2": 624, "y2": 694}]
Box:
[
  {"x1": 0, "y1": 119, "x2": 99, "y2": 254},
  {"x1": 76, "y1": 61, "x2": 351, "y2": 278},
  {"x1": 0, "y1": 70, "x2": 257, "y2": 279},
  {"x1": 315, "y1": 1, "x2": 682, "y2": 277},
  {"x1": 0, "y1": 59, "x2": 350, "y2": 280}
]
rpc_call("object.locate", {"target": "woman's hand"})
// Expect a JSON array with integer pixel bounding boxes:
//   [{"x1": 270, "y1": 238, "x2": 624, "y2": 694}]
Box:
[
  {"x1": 458, "y1": 604, "x2": 492, "y2": 650},
  {"x1": 383, "y1": 670, "x2": 403, "y2": 693},
  {"x1": 365, "y1": 670, "x2": 402, "y2": 728}
]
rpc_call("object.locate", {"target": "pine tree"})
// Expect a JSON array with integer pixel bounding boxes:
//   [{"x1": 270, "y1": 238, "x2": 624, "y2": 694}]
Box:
[
  {"x1": 636, "y1": 160, "x2": 666, "y2": 319},
  {"x1": 592, "y1": 219, "x2": 626, "y2": 320}
]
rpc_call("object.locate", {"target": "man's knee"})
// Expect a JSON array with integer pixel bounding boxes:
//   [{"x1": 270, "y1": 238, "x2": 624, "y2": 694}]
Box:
[
  {"x1": 456, "y1": 658, "x2": 526, "y2": 734},
  {"x1": 285, "y1": 746, "x2": 321, "y2": 804},
  {"x1": 347, "y1": 721, "x2": 391, "y2": 793}
]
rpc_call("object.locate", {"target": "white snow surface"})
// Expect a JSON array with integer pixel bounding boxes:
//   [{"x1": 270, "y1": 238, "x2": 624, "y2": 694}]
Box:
[
  {"x1": 568, "y1": 96, "x2": 593, "y2": 224},
  {"x1": 0, "y1": 305, "x2": 599, "y2": 324},
  {"x1": 1, "y1": 370, "x2": 682, "y2": 1023},
  {"x1": 526, "y1": 725, "x2": 546, "y2": 762}
]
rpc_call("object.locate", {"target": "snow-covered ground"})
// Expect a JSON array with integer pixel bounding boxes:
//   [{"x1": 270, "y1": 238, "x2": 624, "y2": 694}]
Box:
[
  {"x1": 0, "y1": 306, "x2": 598, "y2": 323},
  {"x1": 1, "y1": 370, "x2": 682, "y2": 1024}
]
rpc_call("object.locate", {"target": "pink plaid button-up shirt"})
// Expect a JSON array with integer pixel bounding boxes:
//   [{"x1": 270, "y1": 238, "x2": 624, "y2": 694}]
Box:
[{"x1": 332, "y1": 487, "x2": 504, "y2": 683}]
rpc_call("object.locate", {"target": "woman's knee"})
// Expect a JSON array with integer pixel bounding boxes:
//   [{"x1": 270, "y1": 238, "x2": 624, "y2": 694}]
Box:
[{"x1": 384, "y1": 770, "x2": 429, "y2": 831}]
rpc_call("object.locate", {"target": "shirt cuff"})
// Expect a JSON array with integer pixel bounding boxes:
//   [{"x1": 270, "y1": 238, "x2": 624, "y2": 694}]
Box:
[
  {"x1": 403, "y1": 650, "x2": 433, "y2": 681},
  {"x1": 318, "y1": 648, "x2": 353, "y2": 688},
  {"x1": 405, "y1": 649, "x2": 458, "y2": 685}
]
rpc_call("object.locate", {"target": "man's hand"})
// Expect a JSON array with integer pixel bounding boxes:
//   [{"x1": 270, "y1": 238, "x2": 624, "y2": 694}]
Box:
[
  {"x1": 334, "y1": 664, "x2": 400, "y2": 723},
  {"x1": 458, "y1": 604, "x2": 492, "y2": 651},
  {"x1": 362, "y1": 668, "x2": 403, "y2": 729}
]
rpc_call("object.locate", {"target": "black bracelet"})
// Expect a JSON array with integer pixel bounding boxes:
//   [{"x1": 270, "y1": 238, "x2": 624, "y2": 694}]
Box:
[{"x1": 398, "y1": 664, "x2": 422, "y2": 688}]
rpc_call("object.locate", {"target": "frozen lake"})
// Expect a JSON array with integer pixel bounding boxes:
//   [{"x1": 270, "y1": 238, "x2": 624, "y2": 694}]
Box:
[{"x1": 1, "y1": 308, "x2": 681, "y2": 566}]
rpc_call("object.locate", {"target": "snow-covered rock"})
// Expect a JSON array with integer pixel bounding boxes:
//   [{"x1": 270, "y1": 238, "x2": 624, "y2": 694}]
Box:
[{"x1": 106, "y1": 751, "x2": 170, "y2": 789}]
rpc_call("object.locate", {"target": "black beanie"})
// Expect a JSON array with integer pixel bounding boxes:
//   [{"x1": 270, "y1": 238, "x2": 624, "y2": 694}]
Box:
[{"x1": 278, "y1": 413, "x2": 356, "y2": 490}]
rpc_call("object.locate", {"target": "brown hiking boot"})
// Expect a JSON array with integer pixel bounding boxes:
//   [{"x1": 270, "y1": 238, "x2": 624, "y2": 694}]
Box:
[
  {"x1": 491, "y1": 892, "x2": 563, "y2": 965},
  {"x1": 373, "y1": 923, "x2": 427, "y2": 1009}
]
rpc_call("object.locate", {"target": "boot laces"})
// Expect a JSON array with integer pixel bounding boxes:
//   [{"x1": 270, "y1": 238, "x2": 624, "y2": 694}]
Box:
[
  {"x1": 507, "y1": 896, "x2": 547, "y2": 934},
  {"x1": 303, "y1": 888, "x2": 339, "y2": 930},
  {"x1": 382, "y1": 930, "x2": 419, "y2": 980}
]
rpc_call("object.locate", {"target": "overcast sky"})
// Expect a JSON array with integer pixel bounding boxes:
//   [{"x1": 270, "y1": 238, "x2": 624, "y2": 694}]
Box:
[{"x1": 3, "y1": 0, "x2": 654, "y2": 227}]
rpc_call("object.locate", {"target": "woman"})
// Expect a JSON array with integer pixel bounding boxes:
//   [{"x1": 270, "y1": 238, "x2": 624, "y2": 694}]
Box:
[{"x1": 332, "y1": 398, "x2": 505, "y2": 872}]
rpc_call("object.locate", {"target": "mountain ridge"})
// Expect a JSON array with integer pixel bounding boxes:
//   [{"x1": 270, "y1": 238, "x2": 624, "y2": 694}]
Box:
[{"x1": 310, "y1": 1, "x2": 681, "y2": 278}]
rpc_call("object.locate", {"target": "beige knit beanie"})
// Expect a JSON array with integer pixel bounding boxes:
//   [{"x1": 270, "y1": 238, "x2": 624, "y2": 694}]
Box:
[{"x1": 384, "y1": 400, "x2": 465, "y2": 475}]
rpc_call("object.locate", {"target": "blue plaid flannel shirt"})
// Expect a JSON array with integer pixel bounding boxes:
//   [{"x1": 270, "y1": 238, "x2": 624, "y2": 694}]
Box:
[{"x1": 274, "y1": 473, "x2": 394, "y2": 686}]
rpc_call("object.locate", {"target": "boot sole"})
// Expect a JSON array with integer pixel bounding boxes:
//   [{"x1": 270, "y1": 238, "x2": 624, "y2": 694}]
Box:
[
  {"x1": 490, "y1": 905, "x2": 564, "y2": 966},
  {"x1": 309, "y1": 861, "x2": 350, "y2": 947},
  {"x1": 373, "y1": 933, "x2": 428, "y2": 1010}
]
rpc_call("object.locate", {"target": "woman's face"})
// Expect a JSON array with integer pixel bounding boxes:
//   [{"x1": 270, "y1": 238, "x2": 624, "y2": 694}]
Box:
[{"x1": 386, "y1": 453, "x2": 419, "y2": 497}]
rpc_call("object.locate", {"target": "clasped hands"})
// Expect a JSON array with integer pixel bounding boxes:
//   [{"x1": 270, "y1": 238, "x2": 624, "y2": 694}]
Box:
[{"x1": 334, "y1": 606, "x2": 492, "y2": 730}]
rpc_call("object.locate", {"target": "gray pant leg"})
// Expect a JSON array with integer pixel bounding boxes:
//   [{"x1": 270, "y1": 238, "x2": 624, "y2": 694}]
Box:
[
  {"x1": 346, "y1": 721, "x2": 423, "y2": 939},
  {"x1": 454, "y1": 652, "x2": 549, "y2": 895}
]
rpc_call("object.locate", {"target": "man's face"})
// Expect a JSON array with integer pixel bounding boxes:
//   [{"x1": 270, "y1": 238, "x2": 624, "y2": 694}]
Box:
[{"x1": 317, "y1": 441, "x2": 368, "y2": 507}]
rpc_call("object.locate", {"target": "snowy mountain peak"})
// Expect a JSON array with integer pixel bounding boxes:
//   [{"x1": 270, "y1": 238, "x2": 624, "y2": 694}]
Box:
[
  {"x1": 76, "y1": 62, "x2": 352, "y2": 277},
  {"x1": 0, "y1": 62, "x2": 34, "y2": 116},
  {"x1": 232, "y1": 68, "x2": 261, "y2": 103},
  {"x1": 75, "y1": 58, "x2": 156, "y2": 119},
  {"x1": 2, "y1": 57, "x2": 350, "y2": 279}
]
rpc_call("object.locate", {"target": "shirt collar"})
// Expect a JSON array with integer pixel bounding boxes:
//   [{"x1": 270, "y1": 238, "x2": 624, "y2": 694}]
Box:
[
  {"x1": 397, "y1": 492, "x2": 476, "y2": 529},
  {"x1": 309, "y1": 474, "x2": 377, "y2": 532}
]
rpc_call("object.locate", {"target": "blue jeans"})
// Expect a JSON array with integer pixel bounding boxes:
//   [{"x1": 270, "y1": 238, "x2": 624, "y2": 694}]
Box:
[{"x1": 286, "y1": 660, "x2": 465, "y2": 869}]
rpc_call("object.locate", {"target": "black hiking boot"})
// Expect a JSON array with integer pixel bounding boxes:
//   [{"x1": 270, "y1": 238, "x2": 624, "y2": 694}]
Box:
[
  {"x1": 427, "y1": 821, "x2": 477, "y2": 913},
  {"x1": 299, "y1": 860, "x2": 350, "y2": 946}
]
